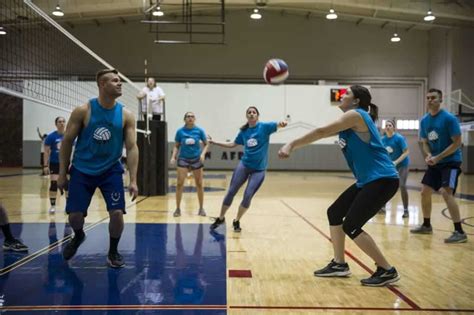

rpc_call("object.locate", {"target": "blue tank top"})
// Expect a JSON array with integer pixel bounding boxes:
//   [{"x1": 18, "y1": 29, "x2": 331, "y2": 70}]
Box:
[
  {"x1": 338, "y1": 109, "x2": 398, "y2": 187},
  {"x1": 72, "y1": 98, "x2": 124, "y2": 175}
]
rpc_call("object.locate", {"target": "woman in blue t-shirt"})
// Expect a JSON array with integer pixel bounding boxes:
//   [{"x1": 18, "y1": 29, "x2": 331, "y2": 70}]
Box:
[
  {"x1": 44, "y1": 116, "x2": 66, "y2": 214},
  {"x1": 209, "y1": 106, "x2": 287, "y2": 232},
  {"x1": 279, "y1": 86, "x2": 400, "y2": 287},
  {"x1": 381, "y1": 119, "x2": 410, "y2": 218},
  {"x1": 170, "y1": 112, "x2": 209, "y2": 217}
]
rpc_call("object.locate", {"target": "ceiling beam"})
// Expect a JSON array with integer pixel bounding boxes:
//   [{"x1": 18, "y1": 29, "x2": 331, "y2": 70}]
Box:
[{"x1": 405, "y1": 24, "x2": 416, "y2": 32}]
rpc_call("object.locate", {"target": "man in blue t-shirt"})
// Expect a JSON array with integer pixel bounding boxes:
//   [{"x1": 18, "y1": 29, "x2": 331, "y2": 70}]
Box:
[
  {"x1": 411, "y1": 88, "x2": 466, "y2": 244},
  {"x1": 44, "y1": 117, "x2": 66, "y2": 213}
]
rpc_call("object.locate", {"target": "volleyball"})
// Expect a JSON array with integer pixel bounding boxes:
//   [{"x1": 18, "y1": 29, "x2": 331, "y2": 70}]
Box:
[{"x1": 263, "y1": 58, "x2": 289, "y2": 85}]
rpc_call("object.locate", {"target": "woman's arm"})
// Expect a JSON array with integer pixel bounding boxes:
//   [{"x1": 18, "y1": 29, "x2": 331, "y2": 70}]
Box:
[{"x1": 279, "y1": 110, "x2": 361, "y2": 158}]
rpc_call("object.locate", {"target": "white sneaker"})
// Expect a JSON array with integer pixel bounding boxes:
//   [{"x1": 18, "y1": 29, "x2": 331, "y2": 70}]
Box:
[{"x1": 49, "y1": 206, "x2": 56, "y2": 214}]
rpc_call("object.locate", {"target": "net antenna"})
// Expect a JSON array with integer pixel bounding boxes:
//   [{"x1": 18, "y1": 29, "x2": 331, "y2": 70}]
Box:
[{"x1": 0, "y1": 0, "x2": 151, "y2": 136}]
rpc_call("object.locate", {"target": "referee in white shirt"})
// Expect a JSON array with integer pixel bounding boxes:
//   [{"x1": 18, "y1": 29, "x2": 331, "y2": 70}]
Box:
[{"x1": 137, "y1": 77, "x2": 166, "y2": 121}]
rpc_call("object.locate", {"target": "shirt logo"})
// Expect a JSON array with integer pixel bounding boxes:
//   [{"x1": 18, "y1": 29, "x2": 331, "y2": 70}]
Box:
[
  {"x1": 247, "y1": 138, "x2": 258, "y2": 147},
  {"x1": 338, "y1": 138, "x2": 347, "y2": 149},
  {"x1": 93, "y1": 127, "x2": 112, "y2": 142},
  {"x1": 386, "y1": 146, "x2": 393, "y2": 154},
  {"x1": 428, "y1": 130, "x2": 439, "y2": 141},
  {"x1": 185, "y1": 138, "x2": 196, "y2": 145}
]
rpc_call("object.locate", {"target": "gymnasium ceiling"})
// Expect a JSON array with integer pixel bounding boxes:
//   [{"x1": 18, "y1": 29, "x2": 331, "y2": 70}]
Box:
[{"x1": 27, "y1": 0, "x2": 474, "y2": 30}]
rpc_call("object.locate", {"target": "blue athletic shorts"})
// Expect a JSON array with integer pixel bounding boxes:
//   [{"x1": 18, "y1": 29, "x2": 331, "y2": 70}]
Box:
[{"x1": 66, "y1": 162, "x2": 125, "y2": 216}]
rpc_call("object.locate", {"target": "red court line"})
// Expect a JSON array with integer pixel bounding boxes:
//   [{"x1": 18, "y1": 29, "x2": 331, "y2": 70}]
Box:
[
  {"x1": 281, "y1": 200, "x2": 421, "y2": 310},
  {"x1": 230, "y1": 305, "x2": 474, "y2": 312},
  {"x1": 229, "y1": 269, "x2": 252, "y2": 278}
]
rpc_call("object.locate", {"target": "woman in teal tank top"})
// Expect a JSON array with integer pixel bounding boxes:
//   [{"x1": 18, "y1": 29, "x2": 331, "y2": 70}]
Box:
[{"x1": 279, "y1": 85, "x2": 400, "y2": 287}]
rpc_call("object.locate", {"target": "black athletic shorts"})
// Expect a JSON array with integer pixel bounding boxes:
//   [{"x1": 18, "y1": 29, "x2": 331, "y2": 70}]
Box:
[{"x1": 421, "y1": 161, "x2": 462, "y2": 194}]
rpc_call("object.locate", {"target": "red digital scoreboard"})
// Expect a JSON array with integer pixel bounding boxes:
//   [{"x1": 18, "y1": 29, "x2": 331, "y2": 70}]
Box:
[{"x1": 330, "y1": 88, "x2": 347, "y2": 104}]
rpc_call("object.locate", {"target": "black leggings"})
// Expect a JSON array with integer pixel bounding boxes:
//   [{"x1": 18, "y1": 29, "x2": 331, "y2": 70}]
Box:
[{"x1": 327, "y1": 178, "x2": 399, "y2": 239}]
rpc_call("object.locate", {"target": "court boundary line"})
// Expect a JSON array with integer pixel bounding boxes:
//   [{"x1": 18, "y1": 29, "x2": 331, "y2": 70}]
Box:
[
  {"x1": 229, "y1": 305, "x2": 474, "y2": 312},
  {"x1": 0, "y1": 196, "x2": 149, "y2": 276},
  {"x1": 1, "y1": 305, "x2": 226, "y2": 311},
  {"x1": 280, "y1": 200, "x2": 422, "y2": 310}
]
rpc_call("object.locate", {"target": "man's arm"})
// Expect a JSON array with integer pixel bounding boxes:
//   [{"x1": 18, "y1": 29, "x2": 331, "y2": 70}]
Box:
[
  {"x1": 124, "y1": 109, "x2": 139, "y2": 201},
  {"x1": 58, "y1": 104, "x2": 86, "y2": 189},
  {"x1": 430, "y1": 135, "x2": 462, "y2": 165}
]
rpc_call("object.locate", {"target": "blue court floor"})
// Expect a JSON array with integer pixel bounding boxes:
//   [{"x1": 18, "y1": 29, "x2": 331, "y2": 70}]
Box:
[{"x1": 0, "y1": 223, "x2": 227, "y2": 314}]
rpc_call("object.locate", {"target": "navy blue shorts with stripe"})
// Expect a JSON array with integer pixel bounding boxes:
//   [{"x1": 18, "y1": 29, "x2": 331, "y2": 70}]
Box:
[
  {"x1": 66, "y1": 162, "x2": 125, "y2": 216},
  {"x1": 421, "y1": 162, "x2": 462, "y2": 194}
]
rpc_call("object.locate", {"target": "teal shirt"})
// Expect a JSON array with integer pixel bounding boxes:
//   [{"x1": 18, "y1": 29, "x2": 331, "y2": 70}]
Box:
[
  {"x1": 175, "y1": 126, "x2": 207, "y2": 159},
  {"x1": 419, "y1": 109, "x2": 462, "y2": 164},
  {"x1": 72, "y1": 98, "x2": 124, "y2": 175},
  {"x1": 235, "y1": 121, "x2": 278, "y2": 171},
  {"x1": 339, "y1": 109, "x2": 398, "y2": 187},
  {"x1": 382, "y1": 133, "x2": 410, "y2": 168}
]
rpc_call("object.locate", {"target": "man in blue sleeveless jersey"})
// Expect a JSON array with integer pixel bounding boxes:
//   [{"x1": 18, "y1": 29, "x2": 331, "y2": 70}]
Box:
[
  {"x1": 411, "y1": 88, "x2": 466, "y2": 243},
  {"x1": 58, "y1": 69, "x2": 139, "y2": 267}
]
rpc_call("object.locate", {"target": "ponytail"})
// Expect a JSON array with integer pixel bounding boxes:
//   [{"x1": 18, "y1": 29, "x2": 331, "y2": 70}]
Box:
[
  {"x1": 240, "y1": 123, "x2": 250, "y2": 131},
  {"x1": 368, "y1": 103, "x2": 379, "y2": 122}
]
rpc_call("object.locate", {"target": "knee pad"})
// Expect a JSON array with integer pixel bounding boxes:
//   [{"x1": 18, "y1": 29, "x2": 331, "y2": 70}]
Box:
[
  {"x1": 50, "y1": 181, "x2": 57, "y2": 192},
  {"x1": 342, "y1": 221, "x2": 364, "y2": 240},
  {"x1": 327, "y1": 205, "x2": 343, "y2": 226}
]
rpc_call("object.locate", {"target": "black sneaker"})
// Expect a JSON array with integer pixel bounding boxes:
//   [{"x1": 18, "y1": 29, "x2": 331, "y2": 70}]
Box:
[
  {"x1": 62, "y1": 234, "x2": 85, "y2": 261},
  {"x1": 233, "y1": 220, "x2": 242, "y2": 232},
  {"x1": 210, "y1": 217, "x2": 225, "y2": 230},
  {"x1": 314, "y1": 259, "x2": 351, "y2": 277},
  {"x1": 107, "y1": 252, "x2": 125, "y2": 268},
  {"x1": 361, "y1": 266, "x2": 400, "y2": 287},
  {"x1": 3, "y1": 239, "x2": 29, "y2": 252},
  {"x1": 402, "y1": 210, "x2": 409, "y2": 218}
]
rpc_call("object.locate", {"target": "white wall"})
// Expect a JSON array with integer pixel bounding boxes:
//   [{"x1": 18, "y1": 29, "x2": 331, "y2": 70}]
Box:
[
  {"x1": 452, "y1": 28, "x2": 474, "y2": 101},
  {"x1": 428, "y1": 29, "x2": 452, "y2": 99}
]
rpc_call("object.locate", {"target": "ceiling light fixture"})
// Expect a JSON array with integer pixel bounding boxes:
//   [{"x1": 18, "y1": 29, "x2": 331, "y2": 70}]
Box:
[
  {"x1": 326, "y1": 8, "x2": 338, "y2": 20},
  {"x1": 52, "y1": 4, "x2": 64, "y2": 17},
  {"x1": 250, "y1": 8, "x2": 262, "y2": 20}
]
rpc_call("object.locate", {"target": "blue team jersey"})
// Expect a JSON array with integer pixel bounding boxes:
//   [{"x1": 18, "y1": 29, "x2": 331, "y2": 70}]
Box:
[
  {"x1": 339, "y1": 109, "x2": 398, "y2": 187},
  {"x1": 419, "y1": 109, "x2": 462, "y2": 164},
  {"x1": 44, "y1": 131, "x2": 64, "y2": 164},
  {"x1": 175, "y1": 126, "x2": 207, "y2": 159},
  {"x1": 382, "y1": 133, "x2": 410, "y2": 168},
  {"x1": 72, "y1": 98, "x2": 124, "y2": 175},
  {"x1": 235, "y1": 121, "x2": 278, "y2": 171}
]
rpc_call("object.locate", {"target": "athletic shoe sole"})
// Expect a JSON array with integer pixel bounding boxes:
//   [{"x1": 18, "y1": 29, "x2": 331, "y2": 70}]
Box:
[
  {"x1": 361, "y1": 275, "x2": 400, "y2": 287},
  {"x1": 107, "y1": 258, "x2": 125, "y2": 269},
  {"x1": 314, "y1": 271, "x2": 351, "y2": 277}
]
